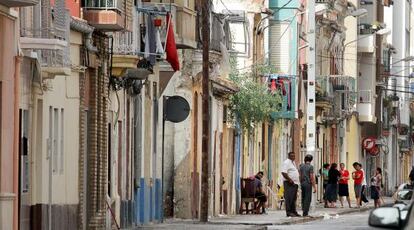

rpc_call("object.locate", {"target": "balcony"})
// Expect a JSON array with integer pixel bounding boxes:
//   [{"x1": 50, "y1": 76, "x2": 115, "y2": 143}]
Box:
[
  {"x1": 316, "y1": 76, "x2": 334, "y2": 108},
  {"x1": 0, "y1": 0, "x2": 38, "y2": 7},
  {"x1": 268, "y1": 74, "x2": 297, "y2": 119},
  {"x1": 142, "y1": 2, "x2": 196, "y2": 49},
  {"x1": 82, "y1": 0, "x2": 128, "y2": 31},
  {"x1": 111, "y1": 31, "x2": 139, "y2": 77},
  {"x1": 358, "y1": 25, "x2": 376, "y2": 53},
  {"x1": 358, "y1": 34, "x2": 375, "y2": 53},
  {"x1": 175, "y1": 5, "x2": 197, "y2": 49},
  {"x1": 357, "y1": 90, "x2": 377, "y2": 123},
  {"x1": 19, "y1": 4, "x2": 71, "y2": 76}
]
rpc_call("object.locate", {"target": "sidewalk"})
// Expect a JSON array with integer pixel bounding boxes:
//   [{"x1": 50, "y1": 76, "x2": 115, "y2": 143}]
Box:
[{"x1": 136, "y1": 197, "x2": 394, "y2": 229}]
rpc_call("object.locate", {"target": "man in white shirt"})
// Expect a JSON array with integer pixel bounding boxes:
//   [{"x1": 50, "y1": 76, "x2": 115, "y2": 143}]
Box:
[{"x1": 281, "y1": 152, "x2": 300, "y2": 217}]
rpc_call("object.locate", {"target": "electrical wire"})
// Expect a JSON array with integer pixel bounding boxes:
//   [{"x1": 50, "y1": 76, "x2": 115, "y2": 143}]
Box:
[
  {"x1": 274, "y1": 0, "x2": 295, "y2": 15},
  {"x1": 316, "y1": 53, "x2": 414, "y2": 67},
  {"x1": 218, "y1": 0, "x2": 235, "y2": 14},
  {"x1": 236, "y1": 11, "x2": 299, "y2": 71}
]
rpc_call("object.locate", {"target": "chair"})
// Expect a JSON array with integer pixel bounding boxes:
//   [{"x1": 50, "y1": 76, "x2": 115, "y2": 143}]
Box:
[{"x1": 239, "y1": 178, "x2": 258, "y2": 214}]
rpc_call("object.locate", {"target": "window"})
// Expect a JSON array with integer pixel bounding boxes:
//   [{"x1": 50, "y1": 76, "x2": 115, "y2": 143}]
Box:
[
  {"x1": 225, "y1": 14, "x2": 249, "y2": 57},
  {"x1": 49, "y1": 106, "x2": 64, "y2": 174},
  {"x1": 53, "y1": 108, "x2": 58, "y2": 173},
  {"x1": 60, "y1": 109, "x2": 64, "y2": 174},
  {"x1": 383, "y1": 49, "x2": 391, "y2": 72},
  {"x1": 19, "y1": 109, "x2": 30, "y2": 193}
]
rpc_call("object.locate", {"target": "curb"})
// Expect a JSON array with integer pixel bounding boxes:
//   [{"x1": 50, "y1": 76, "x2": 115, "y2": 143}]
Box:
[
  {"x1": 206, "y1": 207, "x2": 373, "y2": 226},
  {"x1": 274, "y1": 207, "x2": 371, "y2": 226}
]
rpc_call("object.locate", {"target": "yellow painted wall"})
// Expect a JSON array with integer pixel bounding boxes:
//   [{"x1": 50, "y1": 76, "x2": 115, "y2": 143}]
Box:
[{"x1": 345, "y1": 114, "x2": 360, "y2": 200}]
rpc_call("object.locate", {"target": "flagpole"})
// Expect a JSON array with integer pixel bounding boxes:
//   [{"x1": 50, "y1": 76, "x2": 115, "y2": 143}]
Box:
[{"x1": 163, "y1": 13, "x2": 172, "y2": 54}]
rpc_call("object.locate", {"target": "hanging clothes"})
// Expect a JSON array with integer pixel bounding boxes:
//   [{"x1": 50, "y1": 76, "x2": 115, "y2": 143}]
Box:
[
  {"x1": 145, "y1": 14, "x2": 157, "y2": 65},
  {"x1": 271, "y1": 79, "x2": 277, "y2": 92},
  {"x1": 155, "y1": 28, "x2": 163, "y2": 54},
  {"x1": 276, "y1": 79, "x2": 286, "y2": 95}
]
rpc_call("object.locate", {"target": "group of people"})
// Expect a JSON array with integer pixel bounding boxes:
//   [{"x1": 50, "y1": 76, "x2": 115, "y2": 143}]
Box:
[
  {"x1": 280, "y1": 152, "x2": 383, "y2": 217},
  {"x1": 321, "y1": 162, "x2": 383, "y2": 209}
]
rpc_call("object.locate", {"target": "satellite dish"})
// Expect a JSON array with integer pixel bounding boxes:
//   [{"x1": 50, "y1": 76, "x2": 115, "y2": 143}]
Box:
[{"x1": 164, "y1": 96, "x2": 190, "y2": 123}]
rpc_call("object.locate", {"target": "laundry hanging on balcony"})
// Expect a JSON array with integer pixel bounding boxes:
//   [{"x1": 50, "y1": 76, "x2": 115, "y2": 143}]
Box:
[
  {"x1": 139, "y1": 7, "x2": 180, "y2": 71},
  {"x1": 144, "y1": 13, "x2": 157, "y2": 65}
]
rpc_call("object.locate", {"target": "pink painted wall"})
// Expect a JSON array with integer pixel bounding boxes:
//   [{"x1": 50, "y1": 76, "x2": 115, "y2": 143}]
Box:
[
  {"x1": 299, "y1": 0, "x2": 307, "y2": 66},
  {"x1": 0, "y1": 12, "x2": 17, "y2": 195},
  {"x1": 0, "y1": 13, "x2": 18, "y2": 230},
  {"x1": 66, "y1": 0, "x2": 80, "y2": 18},
  {"x1": 50, "y1": 0, "x2": 80, "y2": 18}
]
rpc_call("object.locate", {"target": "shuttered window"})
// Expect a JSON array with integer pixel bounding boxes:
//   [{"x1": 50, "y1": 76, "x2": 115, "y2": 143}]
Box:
[{"x1": 269, "y1": 22, "x2": 290, "y2": 73}]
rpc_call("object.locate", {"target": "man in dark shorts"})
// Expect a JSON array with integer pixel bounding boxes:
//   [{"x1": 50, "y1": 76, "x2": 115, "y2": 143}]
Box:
[
  {"x1": 320, "y1": 163, "x2": 330, "y2": 207},
  {"x1": 254, "y1": 172, "x2": 267, "y2": 214},
  {"x1": 338, "y1": 163, "x2": 351, "y2": 208}
]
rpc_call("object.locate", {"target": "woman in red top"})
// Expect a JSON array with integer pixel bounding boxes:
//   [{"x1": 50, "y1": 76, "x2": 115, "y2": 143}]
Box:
[
  {"x1": 339, "y1": 163, "x2": 351, "y2": 208},
  {"x1": 352, "y1": 162, "x2": 364, "y2": 208}
]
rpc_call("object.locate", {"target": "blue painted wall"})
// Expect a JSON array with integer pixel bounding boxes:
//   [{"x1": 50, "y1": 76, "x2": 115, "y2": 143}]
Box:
[
  {"x1": 135, "y1": 178, "x2": 162, "y2": 225},
  {"x1": 234, "y1": 123, "x2": 242, "y2": 212}
]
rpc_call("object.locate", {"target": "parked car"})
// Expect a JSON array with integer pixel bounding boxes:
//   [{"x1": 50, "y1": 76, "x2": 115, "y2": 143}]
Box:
[
  {"x1": 393, "y1": 183, "x2": 413, "y2": 205},
  {"x1": 369, "y1": 190, "x2": 414, "y2": 229}
]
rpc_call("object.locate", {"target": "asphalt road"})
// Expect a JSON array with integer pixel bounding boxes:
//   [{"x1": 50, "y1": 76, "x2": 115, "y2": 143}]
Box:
[{"x1": 267, "y1": 210, "x2": 373, "y2": 230}]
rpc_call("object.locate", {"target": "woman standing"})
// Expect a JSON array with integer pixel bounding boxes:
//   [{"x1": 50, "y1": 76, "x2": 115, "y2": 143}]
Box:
[
  {"x1": 370, "y1": 167, "x2": 383, "y2": 208},
  {"x1": 326, "y1": 163, "x2": 341, "y2": 208},
  {"x1": 338, "y1": 163, "x2": 352, "y2": 208}
]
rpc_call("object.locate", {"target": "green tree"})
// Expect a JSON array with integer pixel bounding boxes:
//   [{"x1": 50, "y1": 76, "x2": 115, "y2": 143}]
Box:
[{"x1": 229, "y1": 64, "x2": 282, "y2": 131}]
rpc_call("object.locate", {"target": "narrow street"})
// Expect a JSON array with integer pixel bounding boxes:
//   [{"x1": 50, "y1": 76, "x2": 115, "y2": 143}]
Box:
[
  {"x1": 137, "y1": 210, "x2": 373, "y2": 230},
  {"x1": 2, "y1": 0, "x2": 413, "y2": 229},
  {"x1": 268, "y1": 211, "x2": 371, "y2": 230}
]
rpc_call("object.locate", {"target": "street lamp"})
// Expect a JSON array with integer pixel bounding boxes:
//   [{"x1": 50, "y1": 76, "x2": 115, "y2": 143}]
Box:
[
  {"x1": 343, "y1": 28, "x2": 391, "y2": 48},
  {"x1": 350, "y1": 8, "x2": 368, "y2": 18}
]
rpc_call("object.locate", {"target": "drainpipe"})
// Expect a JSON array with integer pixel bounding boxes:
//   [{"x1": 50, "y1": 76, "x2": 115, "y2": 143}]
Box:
[
  {"x1": 13, "y1": 56, "x2": 22, "y2": 230},
  {"x1": 70, "y1": 18, "x2": 98, "y2": 52},
  {"x1": 70, "y1": 17, "x2": 98, "y2": 230}
]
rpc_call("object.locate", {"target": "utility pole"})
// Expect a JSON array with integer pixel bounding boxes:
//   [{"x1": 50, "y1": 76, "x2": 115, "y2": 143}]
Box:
[
  {"x1": 200, "y1": 0, "x2": 210, "y2": 223},
  {"x1": 306, "y1": 0, "x2": 316, "y2": 155},
  {"x1": 306, "y1": 0, "x2": 316, "y2": 213}
]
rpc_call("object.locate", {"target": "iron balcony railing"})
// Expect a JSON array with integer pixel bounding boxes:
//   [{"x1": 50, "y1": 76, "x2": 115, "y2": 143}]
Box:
[
  {"x1": 19, "y1": 0, "x2": 71, "y2": 68},
  {"x1": 112, "y1": 31, "x2": 136, "y2": 55},
  {"x1": 83, "y1": 0, "x2": 123, "y2": 11}
]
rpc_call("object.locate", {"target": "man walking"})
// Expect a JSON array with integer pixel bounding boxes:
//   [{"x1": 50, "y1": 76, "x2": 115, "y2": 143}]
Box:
[
  {"x1": 360, "y1": 164, "x2": 369, "y2": 206},
  {"x1": 282, "y1": 152, "x2": 300, "y2": 217},
  {"x1": 338, "y1": 163, "x2": 351, "y2": 208},
  {"x1": 299, "y1": 154, "x2": 317, "y2": 217}
]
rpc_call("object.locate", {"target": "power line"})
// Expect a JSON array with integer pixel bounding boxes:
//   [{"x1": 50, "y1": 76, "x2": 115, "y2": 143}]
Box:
[
  {"x1": 316, "y1": 54, "x2": 414, "y2": 67},
  {"x1": 380, "y1": 88, "x2": 414, "y2": 94},
  {"x1": 274, "y1": 0, "x2": 295, "y2": 15},
  {"x1": 218, "y1": 0, "x2": 235, "y2": 14},
  {"x1": 237, "y1": 11, "x2": 299, "y2": 71}
]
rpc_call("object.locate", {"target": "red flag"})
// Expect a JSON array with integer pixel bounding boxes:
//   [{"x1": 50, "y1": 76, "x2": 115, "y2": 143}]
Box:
[{"x1": 166, "y1": 13, "x2": 180, "y2": 71}]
